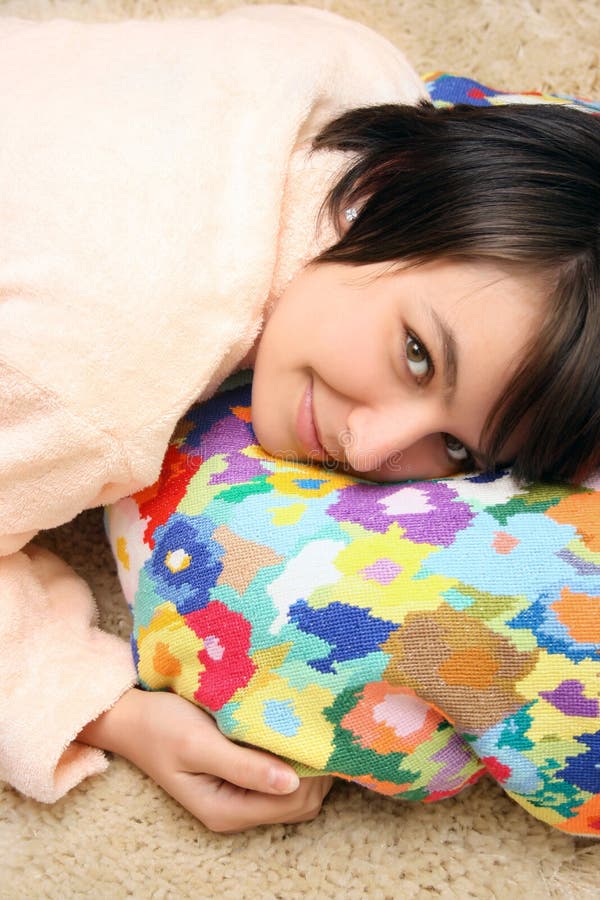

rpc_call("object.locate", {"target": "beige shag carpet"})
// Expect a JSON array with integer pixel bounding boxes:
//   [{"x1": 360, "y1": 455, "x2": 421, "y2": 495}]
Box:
[{"x1": 1, "y1": 1, "x2": 599, "y2": 897}]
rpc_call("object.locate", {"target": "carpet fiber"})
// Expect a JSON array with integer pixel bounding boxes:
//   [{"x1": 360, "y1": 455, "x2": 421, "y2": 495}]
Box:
[{"x1": 1, "y1": 2, "x2": 599, "y2": 897}]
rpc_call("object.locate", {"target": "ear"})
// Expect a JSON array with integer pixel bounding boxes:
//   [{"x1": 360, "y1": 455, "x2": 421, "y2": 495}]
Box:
[{"x1": 338, "y1": 203, "x2": 363, "y2": 236}]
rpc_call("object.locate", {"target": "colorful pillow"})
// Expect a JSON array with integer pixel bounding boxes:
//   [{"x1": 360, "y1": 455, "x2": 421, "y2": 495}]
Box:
[
  {"x1": 423, "y1": 72, "x2": 600, "y2": 113},
  {"x1": 106, "y1": 372, "x2": 600, "y2": 837}
]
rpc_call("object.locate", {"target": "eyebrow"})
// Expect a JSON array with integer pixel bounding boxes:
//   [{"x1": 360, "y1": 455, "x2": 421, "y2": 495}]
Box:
[
  {"x1": 428, "y1": 306, "x2": 493, "y2": 472},
  {"x1": 429, "y1": 307, "x2": 458, "y2": 398}
]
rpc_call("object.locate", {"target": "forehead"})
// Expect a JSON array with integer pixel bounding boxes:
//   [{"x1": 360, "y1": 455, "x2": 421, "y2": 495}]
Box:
[
  {"x1": 394, "y1": 257, "x2": 544, "y2": 308},
  {"x1": 394, "y1": 259, "x2": 546, "y2": 343}
]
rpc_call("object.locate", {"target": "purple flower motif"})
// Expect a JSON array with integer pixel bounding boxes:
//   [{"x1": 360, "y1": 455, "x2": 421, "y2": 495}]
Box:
[
  {"x1": 209, "y1": 447, "x2": 269, "y2": 486},
  {"x1": 327, "y1": 480, "x2": 474, "y2": 546},
  {"x1": 540, "y1": 680, "x2": 600, "y2": 717},
  {"x1": 186, "y1": 406, "x2": 255, "y2": 461},
  {"x1": 200, "y1": 412, "x2": 255, "y2": 457},
  {"x1": 183, "y1": 382, "x2": 255, "y2": 457},
  {"x1": 183, "y1": 383, "x2": 272, "y2": 485}
]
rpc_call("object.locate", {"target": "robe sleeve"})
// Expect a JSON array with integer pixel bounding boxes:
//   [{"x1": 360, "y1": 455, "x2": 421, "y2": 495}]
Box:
[
  {"x1": 0, "y1": 358, "x2": 137, "y2": 801},
  {"x1": 0, "y1": 545, "x2": 136, "y2": 802}
]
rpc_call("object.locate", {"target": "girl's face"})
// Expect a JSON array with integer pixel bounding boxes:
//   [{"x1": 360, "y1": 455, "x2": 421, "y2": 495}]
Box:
[{"x1": 251, "y1": 259, "x2": 544, "y2": 481}]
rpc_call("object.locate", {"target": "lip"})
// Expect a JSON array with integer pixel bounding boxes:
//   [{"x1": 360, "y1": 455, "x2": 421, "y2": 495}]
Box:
[{"x1": 296, "y1": 377, "x2": 326, "y2": 460}]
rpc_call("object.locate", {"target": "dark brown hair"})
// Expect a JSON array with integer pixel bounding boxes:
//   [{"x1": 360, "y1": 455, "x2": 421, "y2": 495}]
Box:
[{"x1": 312, "y1": 101, "x2": 600, "y2": 483}]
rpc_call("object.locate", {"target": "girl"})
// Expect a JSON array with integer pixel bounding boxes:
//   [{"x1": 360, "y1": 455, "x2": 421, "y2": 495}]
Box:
[{"x1": 1, "y1": 6, "x2": 599, "y2": 832}]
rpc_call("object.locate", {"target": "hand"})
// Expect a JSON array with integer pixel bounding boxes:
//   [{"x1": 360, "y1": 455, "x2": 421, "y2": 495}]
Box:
[{"x1": 77, "y1": 688, "x2": 333, "y2": 832}]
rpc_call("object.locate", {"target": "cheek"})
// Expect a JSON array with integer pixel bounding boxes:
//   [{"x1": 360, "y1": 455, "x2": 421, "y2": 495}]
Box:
[
  {"x1": 318, "y1": 321, "x2": 388, "y2": 397},
  {"x1": 251, "y1": 343, "x2": 299, "y2": 456},
  {"x1": 253, "y1": 303, "x2": 301, "y2": 393},
  {"x1": 250, "y1": 342, "x2": 280, "y2": 438},
  {"x1": 250, "y1": 376, "x2": 277, "y2": 453}
]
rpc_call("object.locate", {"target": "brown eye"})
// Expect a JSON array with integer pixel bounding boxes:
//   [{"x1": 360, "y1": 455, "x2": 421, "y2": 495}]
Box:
[
  {"x1": 443, "y1": 433, "x2": 469, "y2": 462},
  {"x1": 405, "y1": 334, "x2": 430, "y2": 380}
]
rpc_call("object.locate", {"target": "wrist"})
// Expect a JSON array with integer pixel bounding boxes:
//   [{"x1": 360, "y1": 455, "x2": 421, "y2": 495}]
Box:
[{"x1": 77, "y1": 686, "x2": 146, "y2": 757}]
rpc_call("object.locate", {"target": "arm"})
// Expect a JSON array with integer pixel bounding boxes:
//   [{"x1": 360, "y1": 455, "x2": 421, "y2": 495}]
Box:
[
  {"x1": 0, "y1": 544, "x2": 330, "y2": 826},
  {"x1": 0, "y1": 350, "x2": 328, "y2": 825}
]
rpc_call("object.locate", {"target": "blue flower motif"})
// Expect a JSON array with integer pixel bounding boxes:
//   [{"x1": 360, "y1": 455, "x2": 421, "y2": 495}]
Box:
[
  {"x1": 466, "y1": 468, "x2": 510, "y2": 484},
  {"x1": 509, "y1": 596, "x2": 600, "y2": 662},
  {"x1": 148, "y1": 513, "x2": 224, "y2": 615}
]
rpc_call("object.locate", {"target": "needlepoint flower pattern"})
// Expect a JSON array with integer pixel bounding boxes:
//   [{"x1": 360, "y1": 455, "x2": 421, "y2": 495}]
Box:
[{"x1": 107, "y1": 374, "x2": 600, "y2": 836}]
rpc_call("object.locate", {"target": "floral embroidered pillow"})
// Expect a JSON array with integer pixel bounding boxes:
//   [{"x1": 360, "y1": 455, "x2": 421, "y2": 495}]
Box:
[{"x1": 106, "y1": 374, "x2": 600, "y2": 836}]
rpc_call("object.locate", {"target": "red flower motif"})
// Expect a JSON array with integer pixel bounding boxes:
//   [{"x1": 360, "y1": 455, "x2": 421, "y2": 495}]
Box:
[
  {"x1": 185, "y1": 600, "x2": 256, "y2": 711},
  {"x1": 134, "y1": 444, "x2": 203, "y2": 547}
]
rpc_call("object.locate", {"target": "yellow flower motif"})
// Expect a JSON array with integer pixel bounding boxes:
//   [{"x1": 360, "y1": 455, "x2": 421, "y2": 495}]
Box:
[
  {"x1": 244, "y1": 444, "x2": 356, "y2": 497},
  {"x1": 313, "y1": 522, "x2": 452, "y2": 622},
  {"x1": 516, "y1": 649, "x2": 600, "y2": 761},
  {"x1": 164, "y1": 548, "x2": 192, "y2": 573},
  {"x1": 228, "y1": 671, "x2": 335, "y2": 770},
  {"x1": 137, "y1": 601, "x2": 204, "y2": 701},
  {"x1": 268, "y1": 466, "x2": 352, "y2": 499},
  {"x1": 116, "y1": 536, "x2": 130, "y2": 571}
]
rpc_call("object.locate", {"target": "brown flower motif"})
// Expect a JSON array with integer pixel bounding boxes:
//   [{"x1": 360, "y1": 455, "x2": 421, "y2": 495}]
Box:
[{"x1": 382, "y1": 603, "x2": 538, "y2": 732}]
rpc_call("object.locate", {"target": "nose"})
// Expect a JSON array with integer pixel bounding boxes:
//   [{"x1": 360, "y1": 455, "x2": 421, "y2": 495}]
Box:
[{"x1": 342, "y1": 401, "x2": 441, "y2": 474}]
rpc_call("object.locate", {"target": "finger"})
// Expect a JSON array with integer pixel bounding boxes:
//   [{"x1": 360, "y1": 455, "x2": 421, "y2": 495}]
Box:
[
  {"x1": 185, "y1": 726, "x2": 301, "y2": 795},
  {"x1": 192, "y1": 775, "x2": 333, "y2": 834}
]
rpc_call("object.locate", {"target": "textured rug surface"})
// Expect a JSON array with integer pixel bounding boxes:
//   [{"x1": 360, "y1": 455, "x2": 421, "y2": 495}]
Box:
[{"x1": 1, "y1": 1, "x2": 600, "y2": 897}]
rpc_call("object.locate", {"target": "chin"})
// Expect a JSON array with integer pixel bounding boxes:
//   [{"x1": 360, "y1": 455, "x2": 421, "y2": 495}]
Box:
[{"x1": 253, "y1": 426, "x2": 293, "y2": 462}]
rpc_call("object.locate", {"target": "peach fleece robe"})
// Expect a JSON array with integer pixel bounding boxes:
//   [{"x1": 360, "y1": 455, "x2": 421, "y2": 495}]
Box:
[{"x1": 0, "y1": 5, "x2": 425, "y2": 802}]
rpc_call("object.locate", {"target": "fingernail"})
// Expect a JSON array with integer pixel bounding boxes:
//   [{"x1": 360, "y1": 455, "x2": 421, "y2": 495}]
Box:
[{"x1": 269, "y1": 768, "x2": 300, "y2": 793}]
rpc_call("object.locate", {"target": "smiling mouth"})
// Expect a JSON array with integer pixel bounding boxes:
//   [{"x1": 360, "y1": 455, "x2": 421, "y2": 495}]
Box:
[
  {"x1": 296, "y1": 378, "x2": 347, "y2": 468},
  {"x1": 296, "y1": 377, "x2": 328, "y2": 461}
]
